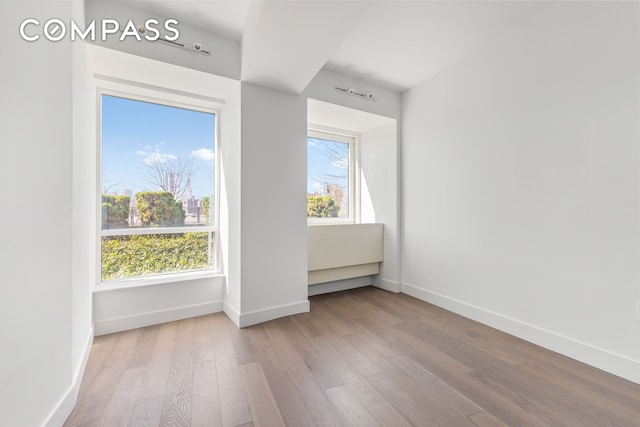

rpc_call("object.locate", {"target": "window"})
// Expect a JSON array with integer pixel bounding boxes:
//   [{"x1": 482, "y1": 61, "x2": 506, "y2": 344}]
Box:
[
  {"x1": 307, "y1": 129, "x2": 357, "y2": 223},
  {"x1": 99, "y1": 92, "x2": 218, "y2": 284}
]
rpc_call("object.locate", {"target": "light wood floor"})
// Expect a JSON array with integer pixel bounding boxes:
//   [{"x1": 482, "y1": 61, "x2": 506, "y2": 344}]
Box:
[{"x1": 65, "y1": 287, "x2": 640, "y2": 427}]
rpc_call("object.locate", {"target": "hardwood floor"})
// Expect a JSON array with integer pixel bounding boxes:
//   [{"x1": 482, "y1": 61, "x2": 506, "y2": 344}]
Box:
[{"x1": 65, "y1": 287, "x2": 640, "y2": 427}]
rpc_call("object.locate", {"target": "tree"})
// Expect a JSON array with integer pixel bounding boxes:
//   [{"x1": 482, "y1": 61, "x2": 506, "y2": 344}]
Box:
[
  {"x1": 325, "y1": 184, "x2": 344, "y2": 209},
  {"x1": 101, "y1": 195, "x2": 130, "y2": 229},
  {"x1": 136, "y1": 191, "x2": 185, "y2": 227},
  {"x1": 309, "y1": 139, "x2": 349, "y2": 207},
  {"x1": 145, "y1": 158, "x2": 196, "y2": 200},
  {"x1": 307, "y1": 195, "x2": 339, "y2": 218}
]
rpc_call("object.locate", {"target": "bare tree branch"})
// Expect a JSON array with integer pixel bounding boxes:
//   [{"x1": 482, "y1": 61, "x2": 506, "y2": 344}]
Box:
[
  {"x1": 145, "y1": 158, "x2": 197, "y2": 200},
  {"x1": 315, "y1": 140, "x2": 349, "y2": 192}
]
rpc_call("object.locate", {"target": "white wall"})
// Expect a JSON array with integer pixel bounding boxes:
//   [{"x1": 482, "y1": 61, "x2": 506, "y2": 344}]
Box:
[
  {"x1": 93, "y1": 277, "x2": 225, "y2": 335},
  {"x1": 71, "y1": 17, "x2": 93, "y2": 372},
  {"x1": 0, "y1": 1, "x2": 74, "y2": 425},
  {"x1": 305, "y1": 82, "x2": 401, "y2": 293},
  {"x1": 305, "y1": 68, "x2": 400, "y2": 120},
  {"x1": 85, "y1": 0, "x2": 240, "y2": 80},
  {"x1": 219, "y1": 86, "x2": 242, "y2": 318},
  {"x1": 69, "y1": 0, "x2": 95, "y2": 424},
  {"x1": 361, "y1": 122, "x2": 399, "y2": 289},
  {"x1": 237, "y1": 82, "x2": 310, "y2": 326},
  {"x1": 401, "y1": 1, "x2": 640, "y2": 383},
  {"x1": 87, "y1": 45, "x2": 237, "y2": 335}
]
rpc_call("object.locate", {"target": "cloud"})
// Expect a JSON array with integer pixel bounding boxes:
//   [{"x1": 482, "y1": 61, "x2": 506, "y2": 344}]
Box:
[
  {"x1": 144, "y1": 153, "x2": 177, "y2": 165},
  {"x1": 308, "y1": 140, "x2": 316, "y2": 147},
  {"x1": 192, "y1": 148, "x2": 215, "y2": 162},
  {"x1": 136, "y1": 150, "x2": 177, "y2": 165}
]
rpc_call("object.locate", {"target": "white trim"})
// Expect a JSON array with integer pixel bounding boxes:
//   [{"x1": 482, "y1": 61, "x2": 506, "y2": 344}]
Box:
[
  {"x1": 101, "y1": 225, "x2": 216, "y2": 237},
  {"x1": 95, "y1": 270, "x2": 224, "y2": 292},
  {"x1": 41, "y1": 327, "x2": 94, "y2": 427},
  {"x1": 223, "y1": 301, "x2": 241, "y2": 327},
  {"x1": 97, "y1": 86, "x2": 221, "y2": 285},
  {"x1": 307, "y1": 123, "x2": 362, "y2": 141},
  {"x1": 94, "y1": 74, "x2": 226, "y2": 105},
  {"x1": 237, "y1": 300, "x2": 310, "y2": 328},
  {"x1": 401, "y1": 282, "x2": 640, "y2": 385},
  {"x1": 372, "y1": 277, "x2": 402, "y2": 293},
  {"x1": 308, "y1": 277, "x2": 370, "y2": 296},
  {"x1": 308, "y1": 128, "x2": 356, "y2": 144},
  {"x1": 94, "y1": 301, "x2": 223, "y2": 335}
]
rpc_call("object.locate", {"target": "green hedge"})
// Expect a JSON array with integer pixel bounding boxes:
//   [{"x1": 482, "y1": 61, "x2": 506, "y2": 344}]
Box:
[
  {"x1": 101, "y1": 233, "x2": 210, "y2": 281},
  {"x1": 102, "y1": 195, "x2": 130, "y2": 229}
]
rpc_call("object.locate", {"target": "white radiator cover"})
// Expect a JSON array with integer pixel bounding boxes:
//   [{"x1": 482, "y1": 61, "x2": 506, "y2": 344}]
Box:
[{"x1": 308, "y1": 223, "x2": 384, "y2": 285}]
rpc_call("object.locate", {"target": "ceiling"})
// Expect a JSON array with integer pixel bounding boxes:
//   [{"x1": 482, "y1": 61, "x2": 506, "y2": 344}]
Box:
[
  {"x1": 113, "y1": 0, "x2": 250, "y2": 41},
  {"x1": 103, "y1": 0, "x2": 552, "y2": 94},
  {"x1": 325, "y1": 1, "x2": 551, "y2": 92}
]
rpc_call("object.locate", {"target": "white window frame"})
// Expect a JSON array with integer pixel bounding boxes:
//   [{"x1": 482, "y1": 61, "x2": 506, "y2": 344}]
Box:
[
  {"x1": 307, "y1": 126, "x2": 360, "y2": 224},
  {"x1": 97, "y1": 86, "x2": 221, "y2": 289}
]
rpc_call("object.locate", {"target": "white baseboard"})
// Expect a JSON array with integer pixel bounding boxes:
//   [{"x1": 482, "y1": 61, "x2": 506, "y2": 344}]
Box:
[
  {"x1": 401, "y1": 282, "x2": 640, "y2": 385},
  {"x1": 308, "y1": 277, "x2": 371, "y2": 296},
  {"x1": 223, "y1": 301, "x2": 240, "y2": 327},
  {"x1": 372, "y1": 277, "x2": 402, "y2": 293},
  {"x1": 238, "y1": 300, "x2": 310, "y2": 328},
  {"x1": 42, "y1": 327, "x2": 94, "y2": 427},
  {"x1": 94, "y1": 301, "x2": 224, "y2": 336}
]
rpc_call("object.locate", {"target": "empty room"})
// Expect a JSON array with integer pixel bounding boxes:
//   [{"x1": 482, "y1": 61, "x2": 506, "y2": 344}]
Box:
[{"x1": 2, "y1": 0, "x2": 639, "y2": 426}]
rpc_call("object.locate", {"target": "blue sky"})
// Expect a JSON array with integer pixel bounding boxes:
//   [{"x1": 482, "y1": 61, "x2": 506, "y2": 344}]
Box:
[
  {"x1": 307, "y1": 137, "x2": 349, "y2": 195},
  {"x1": 102, "y1": 94, "x2": 348, "y2": 201},
  {"x1": 101, "y1": 95, "x2": 215, "y2": 199}
]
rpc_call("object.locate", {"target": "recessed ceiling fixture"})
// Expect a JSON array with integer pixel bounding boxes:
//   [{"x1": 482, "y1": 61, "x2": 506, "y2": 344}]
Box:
[{"x1": 335, "y1": 86, "x2": 375, "y2": 101}]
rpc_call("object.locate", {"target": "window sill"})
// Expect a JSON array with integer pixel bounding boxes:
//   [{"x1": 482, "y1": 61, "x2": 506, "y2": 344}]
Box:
[{"x1": 94, "y1": 270, "x2": 225, "y2": 293}]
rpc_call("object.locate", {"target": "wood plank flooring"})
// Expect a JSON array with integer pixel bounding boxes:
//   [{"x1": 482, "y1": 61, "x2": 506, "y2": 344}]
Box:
[{"x1": 64, "y1": 287, "x2": 640, "y2": 426}]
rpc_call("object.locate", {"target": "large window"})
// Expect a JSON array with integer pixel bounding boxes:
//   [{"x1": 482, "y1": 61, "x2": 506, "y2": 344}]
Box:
[
  {"x1": 99, "y1": 93, "x2": 217, "y2": 284},
  {"x1": 307, "y1": 129, "x2": 356, "y2": 223}
]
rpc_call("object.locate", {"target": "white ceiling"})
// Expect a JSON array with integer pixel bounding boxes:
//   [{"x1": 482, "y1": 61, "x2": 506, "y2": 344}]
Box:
[
  {"x1": 102, "y1": 0, "x2": 552, "y2": 94},
  {"x1": 105, "y1": 0, "x2": 250, "y2": 41},
  {"x1": 240, "y1": 0, "x2": 373, "y2": 94},
  {"x1": 325, "y1": 1, "x2": 552, "y2": 92}
]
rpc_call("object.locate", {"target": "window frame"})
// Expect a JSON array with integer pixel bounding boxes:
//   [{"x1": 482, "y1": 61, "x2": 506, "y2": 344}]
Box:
[
  {"x1": 97, "y1": 87, "x2": 221, "y2": 288},
  {"x1": 307, "y1": 126, "x2": 360, "y2": 225}
]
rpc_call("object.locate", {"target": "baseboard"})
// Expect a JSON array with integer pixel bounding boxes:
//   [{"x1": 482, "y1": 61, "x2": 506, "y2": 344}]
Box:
[
  {"x1": 372, "y1": 277, "x2": 402, "y2": 293},
  {"x1": 42, "y1": 327, "x2": 94, "y2": 427},
  {"x1": 223, "y1": 301, "x2": 241, "y2": 327},
  {"x1": 94, "y1": 301, "x2": 224, "y2": 336},
  {"x1": 308, "y1": 277, "x2": 371, "y2": 296},
  {"x1": 401, "y1": 283, "x2": 640, "y2": 384},
  {"x1": 238, "y1": 300, "x2": 310, "y2": 328}
]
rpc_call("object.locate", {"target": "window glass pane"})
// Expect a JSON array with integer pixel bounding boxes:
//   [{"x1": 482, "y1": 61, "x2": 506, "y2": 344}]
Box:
[
  {"x1": 307, "y1": 136, "x2": 350, "y2": 218},
  {"x1": 101, "y1": 232, "x2": 214, "y2": 281},
  {"x1": 100, "y1": 94, "x2": 216, "y2": 283},
  {"x1": 101, "y1": 95, "x2": 215, "y2": 229}
]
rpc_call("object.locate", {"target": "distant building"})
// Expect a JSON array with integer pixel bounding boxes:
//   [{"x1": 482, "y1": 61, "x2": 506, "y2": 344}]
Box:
[{"x1": 165, "y1": 172, "x2": 181, "y2": 196}]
